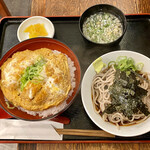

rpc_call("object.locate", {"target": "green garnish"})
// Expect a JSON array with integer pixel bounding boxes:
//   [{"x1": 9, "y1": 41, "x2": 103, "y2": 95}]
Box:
[
  {"x1": 115, "y1": 56, "x2": 137, "y2": 72},
  {"x1": 20, "y1": 57, "x2": 46, "y2": 91},
  {"x1": 109, "y1": 56, "x2": 144, "y2": 75},
  {"x1": 93, "y1": 57, "x2": 106, "y2": 73},
  {"x1": 136, "y1": 62, "x2": 144, "y2": 71},
  {"x1": 108, "y1": 61, "x2": 116, "y2": 67},
  {"x1": 6, "y1": 101, "x2": 15, "y2": 109}
]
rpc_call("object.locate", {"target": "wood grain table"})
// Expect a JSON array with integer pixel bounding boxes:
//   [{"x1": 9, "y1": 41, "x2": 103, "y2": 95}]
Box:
[
  {"x1": 0, "y1": 0, "x2": 11, "y2": 17},
  {"x1": 3, "y1": 0, "x2": 150, "y2": 149}
]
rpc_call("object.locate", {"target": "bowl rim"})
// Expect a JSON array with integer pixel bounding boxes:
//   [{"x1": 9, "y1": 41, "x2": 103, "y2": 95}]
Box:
[
  {"x1": 0, "y1": 37, "x2": 81, "y2": 121},
  {"x1": 17, "y1": 16, "x2": 55, "y2": 42},
  {"x1": 79, "y1": 4, "x2": 127, "y2": 45},
  {"x1": 81, "y1": 50, "x2": 150, "y2": 137}
]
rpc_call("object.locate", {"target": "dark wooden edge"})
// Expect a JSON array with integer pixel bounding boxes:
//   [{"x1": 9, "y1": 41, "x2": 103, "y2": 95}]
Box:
[
  {"x1": 0, "y1": 13, "x2": 150, "y2": 23},
  {"x1": 0, "y1": 13, "x2": 150, "y2": 144},
  {"x1": 0, "y1": 15, "x2": 80, "y2": 23},
  {"x1": 0, "y1": 140, "x2": 150, "y2": 144},
  {"x1": 0, "y1": 0, "x2": 11, "y2": 17},
  {"x1": 125, "y1": 13, "x2": 150, "y2": 16}
]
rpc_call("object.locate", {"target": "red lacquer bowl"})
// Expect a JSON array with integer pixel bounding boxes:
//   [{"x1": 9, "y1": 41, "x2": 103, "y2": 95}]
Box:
[
  {"x1": 0, "y1": 38, "x2": 81, "y2": 121},
  {"x1": 0, "y1": 107, "x2": 12, "y2": 119}
]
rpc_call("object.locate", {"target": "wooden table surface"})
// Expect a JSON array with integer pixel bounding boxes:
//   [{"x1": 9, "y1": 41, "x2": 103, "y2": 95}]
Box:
[{"x1": 9, "y1": 0, "x2": 149, "y2": 149}]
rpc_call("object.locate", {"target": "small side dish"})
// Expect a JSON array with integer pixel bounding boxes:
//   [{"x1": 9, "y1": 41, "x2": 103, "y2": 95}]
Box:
[{"x1": 17, "y1": 16, "x2": 55, "y2": 42}]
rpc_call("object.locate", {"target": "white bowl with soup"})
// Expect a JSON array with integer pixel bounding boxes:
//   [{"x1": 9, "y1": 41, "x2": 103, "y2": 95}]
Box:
[{"x1": 81, "y1": 50, "x2": 150, "y2": 137}]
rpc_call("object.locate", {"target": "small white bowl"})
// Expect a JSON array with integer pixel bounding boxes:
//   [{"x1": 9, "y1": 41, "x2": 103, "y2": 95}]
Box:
[
  {"x1": 17, "y1": 16, "x2": 55, "y2": 42},
  {"x1": 81, "y1": 50, "x2": 150, "y2": 137}
]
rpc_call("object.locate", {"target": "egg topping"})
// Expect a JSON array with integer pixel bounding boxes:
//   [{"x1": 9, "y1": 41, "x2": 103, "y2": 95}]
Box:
[{"x1": 0, "y1": 48, "x2": 72, "y2": 111}]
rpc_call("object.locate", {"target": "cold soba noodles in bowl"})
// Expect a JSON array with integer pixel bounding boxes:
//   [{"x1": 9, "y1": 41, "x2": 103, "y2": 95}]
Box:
[{"x1": 81, "y1": 51, "x2": 150, "y2": 137}]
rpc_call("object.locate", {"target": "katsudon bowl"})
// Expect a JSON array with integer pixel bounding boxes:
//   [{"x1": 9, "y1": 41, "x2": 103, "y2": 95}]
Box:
[{"x1": 0, "y1": 38, "x2": 81, "y2": 121}]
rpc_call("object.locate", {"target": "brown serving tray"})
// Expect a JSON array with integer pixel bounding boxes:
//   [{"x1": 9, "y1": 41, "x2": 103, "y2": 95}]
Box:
[{"x1": 0, "y1": 14, "x2": 150, "y2": 143}]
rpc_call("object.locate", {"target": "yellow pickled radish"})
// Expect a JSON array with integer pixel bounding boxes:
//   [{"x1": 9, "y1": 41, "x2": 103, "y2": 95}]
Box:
[{"x1": 24, "y1": 23, "x2": 48, "y2": 38}]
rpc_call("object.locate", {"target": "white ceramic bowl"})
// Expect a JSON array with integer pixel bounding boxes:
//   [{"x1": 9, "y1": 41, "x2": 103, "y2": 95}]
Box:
[
  {"x1": 81, "y1": 50, "x2": 150, "y2": 137},
  {"x1": 17, "y1": 16, "x2": 55, "y2": 42}
]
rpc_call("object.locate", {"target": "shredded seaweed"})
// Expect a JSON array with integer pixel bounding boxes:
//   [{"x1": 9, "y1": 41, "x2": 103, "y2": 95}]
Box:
[
  {"x1": 100, "y1": 56, "x2": 149, "y2": 119},
  {"x1": 104, "y1": 69, "x2": 149, "y2": 119}
]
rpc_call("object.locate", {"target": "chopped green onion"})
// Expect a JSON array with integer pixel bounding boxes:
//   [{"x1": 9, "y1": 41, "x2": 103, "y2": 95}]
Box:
[
  {"x1": 108, "y1": 61, "x2": 116, "y2": 67},
  {"x1": 116, "y1": 56, "x2": 127, "y2": 63},
  {"x1": 108, "y1": 56, "x2": 144, "y2": 75},
  {"x1": 115, "y1": 57, "x2": 136, "y2": 72},
  {"x1": 6, "y1": 101, "x2": 15, "y2": 109},
  {"x1": 20, "y1": 57, "x2": 46, "y2": 91},
  {"x1": 136, "y1": 63, "x2": 144, "y2": 71}
]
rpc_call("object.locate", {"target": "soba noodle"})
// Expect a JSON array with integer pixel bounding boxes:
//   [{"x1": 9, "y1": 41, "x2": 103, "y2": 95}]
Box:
[{"x1": 92, "y1": 65, "x2": 150, "y2": 127}]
